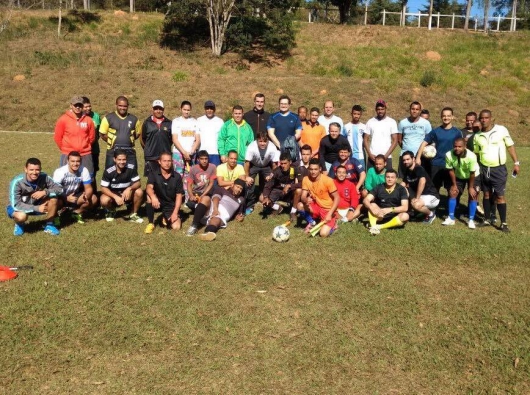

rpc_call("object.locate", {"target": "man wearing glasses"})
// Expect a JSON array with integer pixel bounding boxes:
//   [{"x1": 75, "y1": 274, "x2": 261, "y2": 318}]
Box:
[{"x1": 267, "y1": 95, "x2": 302, "y2": 150}]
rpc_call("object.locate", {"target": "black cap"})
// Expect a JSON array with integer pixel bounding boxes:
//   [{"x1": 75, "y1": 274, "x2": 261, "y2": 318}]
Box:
[{"x1": 204, "y1": 100, "x2": 215, "y2": 108}]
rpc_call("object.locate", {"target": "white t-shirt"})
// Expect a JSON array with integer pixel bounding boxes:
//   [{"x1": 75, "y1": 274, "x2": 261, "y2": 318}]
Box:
[
  {"x1": 197, "y1": 115, "x2": 224, "y2": 155},
  {"x1": 364, "y1": 116, "x2": 398, "y2": 157},
  {"x1": 171, "y1": 116, "x2": 199, "y2": 153},
  {"x1": 53, "y1": 164, "x2": 91, "y2": 196},
  {"x1": 317, "y1": 114, "x2": 344, "y2": 134},
  {"x1": 244, "y1": 140, "x2": 279, "y2": 167}
]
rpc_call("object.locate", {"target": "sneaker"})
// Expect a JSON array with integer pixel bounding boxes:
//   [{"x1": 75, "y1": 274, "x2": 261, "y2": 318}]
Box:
[
  {"x1": 105, "y1": 209, "x2": 116, "y2": 222},
  {"x1": 479, "y1": 219, "x2": 491, "y2": 227},
  {"x1": 43, "y1": 223, "x2": 60, "y2": 236},
  {"x1": 442, "y1": 217, "x2": 455, "y2": 226},
  {"x1": 491, "y1": 217, "x2": 498, "y2": 225},
  {"x1": 304, "y1": 222, "x2": 315, "y2": 234},
  {"x1": 199, "y1": 231, "x2": 217, "y2": 241},
  {"x1": 500, "y1": 223, "x2": 511, "y2": 233},
  {"x1": 468, "y1": 219, "x2": 476, "y2": 229},
  {"x1": 144, "y1": 223, "x2": 155, "y2": 234},
  {"x1": 127, "y1": 213, "x2": 144, "y2": 224},
  {"x1": 369, "y1": 226, "x2": 380, "y2": 236},
  {"x1": 423, "y1": 213, "x2": 436, "y2": 224},
  {"x1": 71, "y1": 212, "x2": 85, "y2": 224},
  {"x1": 13, "y1": 223, "x2": 24, "y2": 236},
  {"x1": 245, "y1": 207, "x2": 254, "y2": 216},
  {"x1": 186, "y1": 225, "x2": 198, "y2": 236}
]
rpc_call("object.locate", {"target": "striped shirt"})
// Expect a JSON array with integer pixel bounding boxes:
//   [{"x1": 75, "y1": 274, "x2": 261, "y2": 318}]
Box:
[
  {"x1": 53, "y1": 165, "x2": 91, "y2": 196},
  {"x1": 101, "y1": 163, "x2": 140, "y2": 192}
]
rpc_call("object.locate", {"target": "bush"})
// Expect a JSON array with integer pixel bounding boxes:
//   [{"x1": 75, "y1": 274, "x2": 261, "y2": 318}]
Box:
[{"x1": 420, "y1": 70, "x2": 436, "y2": 87}]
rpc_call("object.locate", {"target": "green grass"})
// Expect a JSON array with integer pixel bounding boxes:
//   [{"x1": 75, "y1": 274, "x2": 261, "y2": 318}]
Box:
[{"x1": 0, "y1": 133, "x2": 529, "y2": 393}]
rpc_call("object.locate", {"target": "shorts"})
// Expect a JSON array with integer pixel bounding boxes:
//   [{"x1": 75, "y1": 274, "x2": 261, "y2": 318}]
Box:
[
  {"x1": 480, "y1": 165, "x2": 507, "y2": 197},
  {"x1": 309, "y1": 201, "x2": 336, "y2": 228},
  {"x1": 431, "y1": 165, "x2": 451, "y2": 191},
  {"x1": 61, "y1": 190, "x2": 85, "y2": 209},
  {"x1": 455, "y1": 177, "x2": 479, "y2": 195},
  {"x1": 206, "y1": 205, "x2": 231, "y2": 228},
  {"x1": 337, "y1": 207, "x2": 353, "y2": 219},
  {"x1": 60, "y1": 153, "x2": 95, "y2": 176},
  {"x1": 6, "y1": 205, "x2": 43, "y2": 218},
  {"x1": 418, "y1": 194, "x2": 440, "y2": 210},
  {"x1": 268, "y1": 188, "x2": 294, "y2": 204}
]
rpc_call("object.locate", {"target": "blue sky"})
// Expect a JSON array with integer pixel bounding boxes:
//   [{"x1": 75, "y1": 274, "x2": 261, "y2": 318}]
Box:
[{"x1": 405, "y1": 0, "x2": 497, "y2": 17}]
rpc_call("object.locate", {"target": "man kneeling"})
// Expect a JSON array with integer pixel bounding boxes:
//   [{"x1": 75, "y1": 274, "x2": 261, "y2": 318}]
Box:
[{"x1": 363, "y1": 169, "x2": 409, "y2": 235}]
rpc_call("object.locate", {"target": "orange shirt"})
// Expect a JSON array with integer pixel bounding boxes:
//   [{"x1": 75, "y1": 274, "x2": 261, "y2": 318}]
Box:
[
  {"x1": 302, "y1": 174, "x2": 337, "y2": 209},
  {"x1": 300, "y1": 121, "x2": 326, "y2": 154}
]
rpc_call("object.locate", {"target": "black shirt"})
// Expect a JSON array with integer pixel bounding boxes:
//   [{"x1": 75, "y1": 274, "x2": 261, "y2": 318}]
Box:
[
  {"x1": 372, "y1": 184, "x2": 408, "y2": 209},
  {"x1": 244, "y1": 109, "x2": 270, "y2": 138},
  {"x1": 404, "y1": 165, "x2": 439, "y2": 198},
  {"x1": 101, "y1": 163, "x2": 140, "y2": 192},
  {"x1": 141, "y1": 116, "x2": 172, "y2": 161},
  {"x1": 318, "y1": 135, "x2": 351, "y2": 169},
  {"x1": 262, "y1": 166, "x2": 297, "y2": 197},
  {"x1": 147, "y1": 169, "x2": 184, "y2": 206}
]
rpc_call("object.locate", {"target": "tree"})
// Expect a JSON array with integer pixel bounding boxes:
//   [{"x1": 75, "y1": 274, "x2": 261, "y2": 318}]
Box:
[
  {"x1": 207, "y1": 0, "x2": 237, "y2": 56},
  {"x1": 464, "y1": 0, "x2": 472, "y2": 30},
  {"x1": 317, "y1": 0, "x2": 357, "y2": 23}
]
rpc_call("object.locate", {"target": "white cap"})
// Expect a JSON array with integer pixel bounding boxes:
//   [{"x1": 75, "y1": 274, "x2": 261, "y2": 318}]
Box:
[{"x1": 152, "y1": 100, "x2": 164, "y2": 108}]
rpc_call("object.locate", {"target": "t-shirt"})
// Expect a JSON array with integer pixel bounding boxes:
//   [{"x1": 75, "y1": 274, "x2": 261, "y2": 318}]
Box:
[
  {"x1": 211, "y1": 186, "x2": 246, "y2": 218},
  {"x1": 371, "y1": 183, "x2": 408, "y2": 209},
  {"x1": 364, "y1": 116, "x2": 399, "y2": 157},
  {"x1": 147, "y1": 169, "x2": 185, "y2": 206},
  {"x1": 317, "y1": 114, "x2": 344, "y2": 134},
  {"x1": 216, "y1": 163, "x2": 245, "y2": 187},
  {"x1": 244, "y1": 140, "x2": 279, "y2": 167},
  {"x1": 424, "y1": 126, "x2": 463, "y2": 167},
  {"x1": 267, "y1": 112, "x2": 302, "y2": 146},
  {"x1": 403, "y1": 165, "x2": 439, "y2": 198},
  {"x1": 342, "y1": 122, "x2": 366, "y2": 160},
  {"x1": 328, "y1": 158, "x2": 365, "y2": 185},
  {"x1": 473, "y1": 125, "x2": 514, "y2": 167},
  {"x1": 300, "y1": 121, "x2": 326, "y2": 154},
  {"x1": 101, "y1": 163, "x2": 140, "y2": 192},
  {"x1": 197, "y1": 115, "x2": 224, "y2": 155},
  {"x1": 398, "y1": 117, "x2": 432, "y2": 155},
  {"x1": 365, "y1": 167, "x2": 386, "y2": 193},
  {"x1": 172, "y1": 116, "x2": 199, "y2": 153},
  {"x1": 334, "y1": 179, "x2": 359, "y2": 209},
  {"x1": 53, "y1": 164, "x2": 91, "y2": 196},
  {"x1": 302, "y1": 174, "x2": 337, "y2": 210},
  {"x1": 445, "y1": 149, "x2": 480, "y2": 180},
  {"x1": 189, "y1": 163, "x2": 217, "y2": 195}
]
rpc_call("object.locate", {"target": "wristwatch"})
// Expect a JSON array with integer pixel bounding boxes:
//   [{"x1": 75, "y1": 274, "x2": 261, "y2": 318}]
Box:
[{"x1": 514, "y1": 161, "x2": 520, "y2": 165}]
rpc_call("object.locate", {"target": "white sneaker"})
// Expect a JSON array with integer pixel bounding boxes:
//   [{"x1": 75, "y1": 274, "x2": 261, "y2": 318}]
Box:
[
  {"x1": 199, "y1": 231, "x2": 217, "y2": 241},
  {"x1": 369, "y1": 227, "x2": 380, "y2": 236},
  {"x1": 468, "y1": 220, "x2": 476, "y2": 229},
  {"x1": 442, "y1": 218, "x2": 456, "y2": 226}
]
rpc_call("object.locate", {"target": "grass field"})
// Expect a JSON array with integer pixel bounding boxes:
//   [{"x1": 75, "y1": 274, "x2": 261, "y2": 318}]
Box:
[{"x1": 1, "y1": 9, "x2": 529, "y2": 395}]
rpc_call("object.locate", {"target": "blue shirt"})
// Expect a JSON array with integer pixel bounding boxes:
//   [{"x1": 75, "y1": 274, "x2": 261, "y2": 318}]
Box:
[
  {"x1": 398, "y1": 117, "x2": 432, "y2": 156},
  {"x1": 342, "y1": 122, "x2": 366, "y2": 160},
  {"x1": 328, "y1": 158, "x2": 366, "y2": 184},
  {"x1": 424, "y1": 126, "x2": 463, "y2": 167},
  {"x1": 267, "y1": 111, "x2": 302, "y2": 146}
]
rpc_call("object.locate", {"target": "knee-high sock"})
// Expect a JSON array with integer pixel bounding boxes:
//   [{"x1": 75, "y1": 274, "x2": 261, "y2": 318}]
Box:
[
  {"x1": 497, "y1": 203, "x2": 507, "y2": 223},
  {"x1": 468, "y1": 200, "x2": 478, "y2": 221},
  {"x1": 146, "y1": 203, "x2": 154, "y2": 224},
  {"x1": 448, "y1": 198, "x2": 457, "y2": 220},
  {"x1": 193, "y1": 203, "x2": 208, "y2": 227},
  {"x1": 379, "y1": 216, "x2": 403, "y2": 230},
  {"x1": 483, "y1": 197, "x2": 491, "y2": 219},
  {"x1": 368, "y1": 212, "x2": 377, "y2": 227},
  {"x1": 297, "y1": 210, "x2": 315, "y2": 225}
]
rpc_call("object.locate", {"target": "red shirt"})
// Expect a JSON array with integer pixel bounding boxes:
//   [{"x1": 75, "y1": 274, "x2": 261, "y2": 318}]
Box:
[{"x1": 333, "y1": 179, "x2": 359, "y2": 209}]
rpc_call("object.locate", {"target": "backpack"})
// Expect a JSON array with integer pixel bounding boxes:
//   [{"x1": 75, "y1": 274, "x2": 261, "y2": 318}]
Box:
[{"x1": 280, "y1": 135, "x2": 300, "y2": 163}]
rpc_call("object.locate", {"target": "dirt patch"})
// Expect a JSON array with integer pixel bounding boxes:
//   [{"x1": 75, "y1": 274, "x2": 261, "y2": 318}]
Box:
[
  {"x1": 13, "y1": 74, "x2": 25, "y2": 81},
  {"x1": 114, "y1": 10, "x2": 126, "y2": 16},
  {"x1": 480, "y1": 69, "x2": 489, "y2": 76},
  {"x1": 426, "y1": 51, "x2": 442, "y2": 61}
]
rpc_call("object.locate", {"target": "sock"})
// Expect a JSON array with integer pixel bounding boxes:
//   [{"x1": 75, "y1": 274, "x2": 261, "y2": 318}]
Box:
[
  {"x1": 497, "y1": 203, "x2": 507, "y2": 224},
  {"x1": 379, "y1": 216, "x2": 403, "y2": 230},
  {"x1": 468, "y1": 200, "x2": 477, "y2": 221},
  {"x1": 290, "y1": 207, "x2": 297, "y2": 214},
  {"x1": 483, "y1": 197, "x2": 491, "y2": 220},
  {"x1": 298, "y1": 210, "x2": 315, "y2": 225},
  {"x1": 193, "y1": 203, "x2": 208, "y2": 226},
  {"x1": 491, "y1": 200, "x2": 498, "y2": 219},
  {"x1": 146, "y1": 203, "x2": 154, "y2": 224},
  {"x1": 368, "y1": 211, "x2": 377, "y2": 227},
  {"x1": 448, "y1": 198, "x2": 457, "y2": 220},
  {"x1": 272, "y1": 203, "x2": 280, "y2": 210},
  {"x1": 204, "y1": 224, "x2": 219, "y2": 234}
]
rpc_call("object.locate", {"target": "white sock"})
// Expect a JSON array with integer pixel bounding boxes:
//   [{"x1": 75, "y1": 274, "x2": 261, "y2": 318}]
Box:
[{"x1": 272, "y1": 204, "x2": 280, "y2": 210}]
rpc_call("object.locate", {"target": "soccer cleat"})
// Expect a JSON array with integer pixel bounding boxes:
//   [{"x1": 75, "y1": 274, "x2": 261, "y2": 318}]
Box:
[
  {"x1": 71, "y1": 212, "x2": 85, "y2": 224},
  {"x1": 43, "y1": 223, "x2": 60, "y2": 236},
  {"x1": 479, "y1": 219, "x2": 491, "y2": 227},
  {"x1": 245, "y1": 207, "x2": 254, "y2": 216},
  {"x1": 105, "y1": 209, "x2": 116, "y2": 222},
  {"x1": 13, "y1": 223, "x2": 24, "y2": 236},
  {"x1": 442, "y1": 218, "x2": 455, "y2": 226},
  {"x1": 423, "y1": 213, "x2": 436, "y2": 224},
  {"x1": 127, "y1": 213, "x2": 144, "y2": 224},
  {"x1": 369, "y1": 226, "x2": 380, "y2": 236},
  {"x1": 199, "y1": 231, "x2": 217, "y2": 241},
  {"x1": 468, "y1": 220, "x2": 476, "y2": 229},
  {"x1": 500, "y1": 223, "x2": 511, "y2": 233},
  {"x1": 186, "y1": 225, "x2": 198, "y2": 236},
  {"x1": 144, "y1": 223, "x2": 155, "y2": 234},
  {"x1": 490, "y1": 217, "x2": 498, "y2": 225}
]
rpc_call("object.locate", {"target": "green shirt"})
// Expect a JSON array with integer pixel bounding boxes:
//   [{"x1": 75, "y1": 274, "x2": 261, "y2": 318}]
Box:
[
  {"x1": 445, "y1": 149, "x2": 479, "y2": 180},
  {"x1": 473, "y1": 125, "x2": 514, "y2": 167},
  {"x1": 365, "y1": 167, "x2": 386, "y2": 193}
]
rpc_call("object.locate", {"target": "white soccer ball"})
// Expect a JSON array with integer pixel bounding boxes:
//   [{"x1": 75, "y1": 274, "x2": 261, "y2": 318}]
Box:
[
  {"x1": 423, "y1": 144, "x2": 437, "y2": 159},
  {"x1": 272, "y1": 225, "x2": 290, "y2": 243}
]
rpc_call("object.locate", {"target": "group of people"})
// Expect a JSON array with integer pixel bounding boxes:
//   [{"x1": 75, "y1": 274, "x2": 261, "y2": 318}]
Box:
[{"x1": 6, "y1": 93, "x2": 520, "y2": 239}]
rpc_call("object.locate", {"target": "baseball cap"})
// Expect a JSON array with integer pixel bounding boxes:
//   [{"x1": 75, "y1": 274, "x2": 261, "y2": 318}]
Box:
[
  {"x1": 204, "y1": 100, "x2": 216, "y2": 108},
  {"x1": 71, "y1": 96, "x2": 84, "y2": 106},
  {"x1": 375, "y1": 99, "x2": 387, "y2": 108},
  {"x1": 152, "y1": 100, "x2": 164, "y2": 108}
]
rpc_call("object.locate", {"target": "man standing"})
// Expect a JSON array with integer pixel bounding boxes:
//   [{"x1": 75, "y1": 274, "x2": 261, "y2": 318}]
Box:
[
  {"x1": 398, "y1": 101, "x2": 432, "y2": 176},
  {"x1": 401, "y1": 151, "x2": 439, "y2": 224},
  {"x1": 218, "y1": 105, "x2": 254, "y2": 164},
  {"x1": 442, "y1": 138, "x2": 480, "y2": 229},
  {"x1": 54, "y1": 95, "x2": 96, "y2": 177},
  {"x1": 244, "y1": 93, "x2": 270, "y2": 138},
  {"x1": 462, "y1": 111, "x2": 478, "y2": 141},
  {"x1": 473, "y1": 109, "x2": 520, "y2": 232},
  {"x1": 363, "y1": 169, "x2": 409, "y2": 236},
  {"x1": 363, "y1": 100, "x2": 399, "y2": 170},
  {"x1": 267, "y1": 95, "x2": 302, "y2": 150},
  {"x1": 318, "y1": 123, "x2": 351, "y2": 172},
  {"x1": 342, "y1": 104, "x2": 366, "y2": 161},
  {"x1": 197, "y1": 100, "x2": 224, "y2": 166},
  {"x1": 141, "y1": 99, "x2": 172, "y2": 176},
  {"x1": 417, "y1": 107, "x2": 463, "y2": 193},
  {"x1": 53, "y1": 151, "x2": 97, "y2": 225},
  {"x1": 300, "y1": 107, "x2": 326, "y2": 157},
  {"x1": 7, "y1": 158, "x2": 62, "y2": 236},
  {"x1": 318, "y1": 100, "x2": 344, "y2": 133},
  {"x1": 100, "y1": 149, "x2": 144, "y2": 223},
  {"x1": 82, "y1": 96, "x2": 101, "y2": 188},
  {"x1": 100, "y1": 96, "x2": 142, "y2": 170},
  {"x1": 144, "y1": 152, "x2": 184, "y2": 234}
]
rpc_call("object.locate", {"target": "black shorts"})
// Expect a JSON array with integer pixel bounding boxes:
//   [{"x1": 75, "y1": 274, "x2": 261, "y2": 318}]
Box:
[
  {"x1": 61, "y1": 191, "x2": 84, "y2": 208},
  {"x1": 431, "y1": 166, "x2": 451, "y2": 191},
  {"x1": 268, "y1": 188, "x2": 294, "y2": 203},
  {"x1": 455, "y1": 178, "x2": 479, "y2": 195},
  {"x1": 480, "y1": 165, "x2": 507, "y2": 196}
]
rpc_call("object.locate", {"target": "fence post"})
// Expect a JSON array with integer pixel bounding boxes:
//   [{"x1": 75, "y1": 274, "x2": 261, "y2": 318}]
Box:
[
  {"x1": 474, "y1": 17, "x2": 477, "y2": 31},
  {"x1": 437, "y1": 12, "x2": 440, "y2": 28},
  {"x1": 418, "y1": 12, "x2": 421, "y2": 27},
  {"x1": 451, "y1": 13, "x2": 455, "y2": 29},
  {"x1": 364, "y1": 2, "x2": 368, "y2": 25},
  {"x1": 497, "y1": 15, "x2": 501, "y2": 31},
  {"x1": 382, "y1": 9, "x2": 386, "y2": 26}
]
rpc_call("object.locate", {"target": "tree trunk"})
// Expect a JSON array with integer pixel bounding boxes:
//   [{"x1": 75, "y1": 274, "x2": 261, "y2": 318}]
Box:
[
  {"x1": 207, "y1": 0, "x2": 236, "y2": 57},
  {"x1": 401, "y1": 2, "x2": 407, "y2": 26},
  {"x1": 338, "y1": 2, "x2": 350, "y2": 24},
  {"x1": 428, "y1": 0, "x2": 434, "y2": 29},
  {"x1": 464, "y1": 0, "x2": 472, "y2": 31},
  {"x1": 130, "y1": 0, "x2": 134, "y2": 13},
  {"x1": 58, "y1": 0, "x2": 62, "y2": 37},
  {"x1": 483, "y1": 0, "x2": 490, "y2": 31}
]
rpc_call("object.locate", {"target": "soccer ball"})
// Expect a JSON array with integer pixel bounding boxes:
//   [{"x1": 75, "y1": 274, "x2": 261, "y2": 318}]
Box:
[
  {"x1": 272, "y1": 225, "x2": 290, "y2": 242},
  {"x1": 422, "y1": 144, "x2": 437, "y2": 159}
]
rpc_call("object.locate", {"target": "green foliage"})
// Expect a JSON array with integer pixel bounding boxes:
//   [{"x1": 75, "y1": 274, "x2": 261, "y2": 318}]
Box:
[
  {"x1": 48, "y1": 10, "x2": 102, "y2": 33},
  {"x1": 160, "y1": 0, "x2": 209, "y2": 50},
  {"x1": 420, "y1": 70, "x2": 437, "y2": 87},
  {"x1": 368, "y1": 0, "x2": 401, "y2": 24},
  {"x1": 335, "y1": 62, "x2": 354, "y2": 76},
  {"x1": 33, "y1": 50, "x2": 71, "y2": 68},
  {"x1": 172, "y1": 70, "x2": 188, "y2": 82}
]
